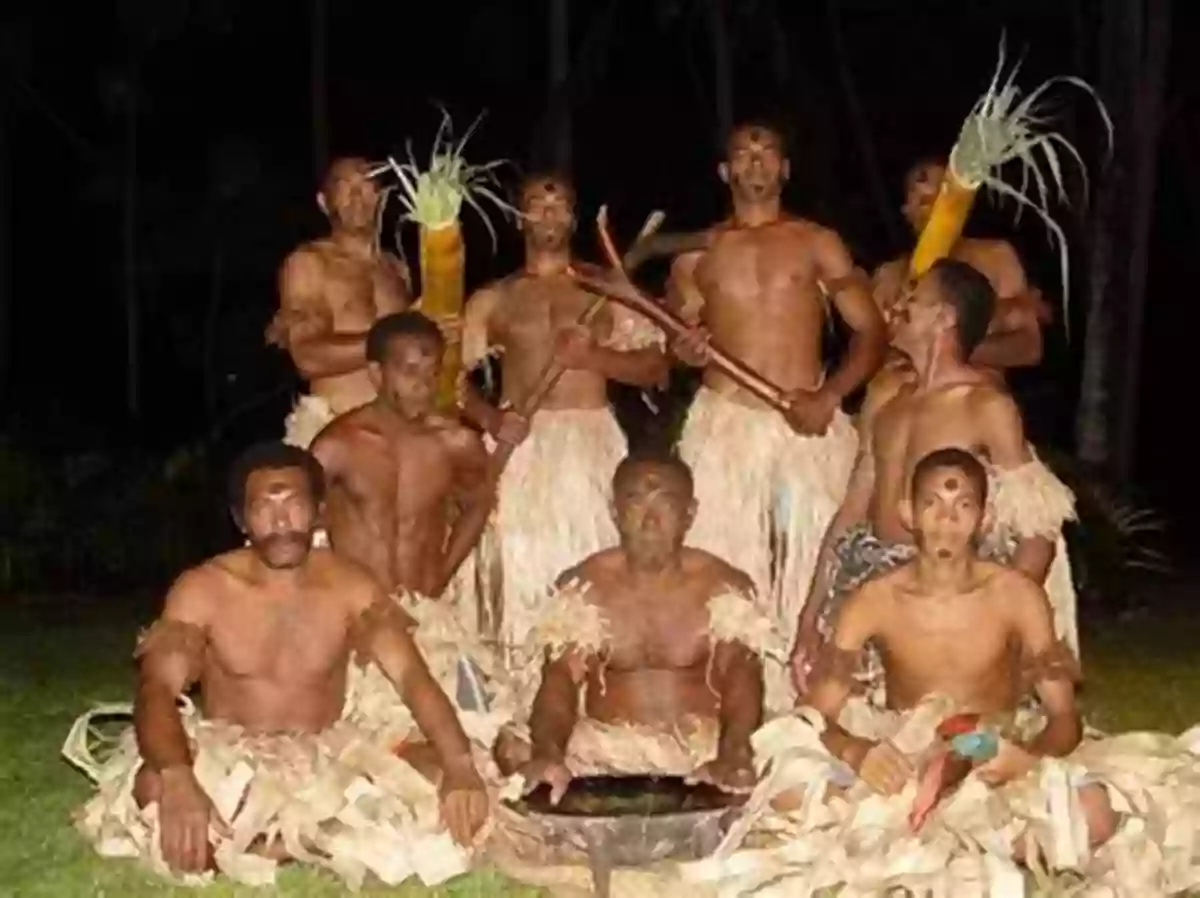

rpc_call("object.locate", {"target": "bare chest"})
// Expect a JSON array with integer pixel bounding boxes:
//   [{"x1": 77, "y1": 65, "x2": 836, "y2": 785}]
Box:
[
  {"x1": 207, "y1": 597, "x2": 351, "y2": 682},
  {"x1": 496, "y1": 278, "x2": 601, "y2": 351},
  {"x1": 698, "y1": 228, "x2": 820, "y2": 315},
  {"x1": 875, "y1": 396, "x2": 990, "y2": 495},
  {"x1": 319, "y1": 254, "x2": 403, "y2": 328},
  {"x1": 337, "y1": 432, "x2": 456, "y2": 517},
  {"x1": 878, "y1": 601, "x2": 1015, "y2": 687},
  {"x1": 602, "y1": 594, "x2": 711, "y2": 671}
]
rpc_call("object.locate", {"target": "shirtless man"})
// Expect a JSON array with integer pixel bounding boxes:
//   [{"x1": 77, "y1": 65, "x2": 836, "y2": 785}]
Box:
[
  {"x1": 668, "y1": 121, "x2": 886, "y2": 709},
  {"x1": 494, "y1": 452, "x2": 767, "y2": 798},
  {"x1": 794, "y1": 448, "x2": 1114, "y2": 873},
  {"x1": 92, "y1": 443, "x2": 487, "y2": 883},
  {"x1": 791, "y1": 259, "x2": 1077, "y2": 695},
  {"x1": 869, "y1": 157, "x2": 1053, "y2": 400},
  {"x1": 459, "y1": 173, "x2": 668, "y2": 654},
  {"x1": 310, "y1": 311, "x2": 490, "y2": 598},
  {"x1": 267, "y1": 157, "x2": 414, "y2": 448}
]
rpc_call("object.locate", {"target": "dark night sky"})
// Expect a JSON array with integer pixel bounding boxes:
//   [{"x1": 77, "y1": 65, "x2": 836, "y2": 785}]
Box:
[{"x1": 5, "y1": 0, "x2": 1199, "y2": 520}]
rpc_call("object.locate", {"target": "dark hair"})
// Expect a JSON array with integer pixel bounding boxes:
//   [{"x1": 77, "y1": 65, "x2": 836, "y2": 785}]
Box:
[
  {"x1": 910, "y1": 447, "x2": 988, "y2": 504},
  {"x1": 904, "y1": 156, "x2": 948, "y2": 188},
  {"x1": 365, "y1": 311, "x2": 444, "y2": 363},
  {"x1": 930, "y1": 259, "x2": 995, "y2": 358},
  {"x1": 723, "y1": 119, "x2": 791, "y2": 160},
  {"x1": 613, "y1": 450, "x2": 695, "y2": 496},
  {"x1": 227, "y1": 442, "x2": 325, "y2": 520}
]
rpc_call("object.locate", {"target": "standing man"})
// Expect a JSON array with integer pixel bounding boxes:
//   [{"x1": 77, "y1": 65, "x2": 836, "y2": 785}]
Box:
[
  {"x1": 267, "y1": 157, "x2": 414, "y2": 448},
  {"x1": 458, "y1": 173, "x2": 668, "y2": 657},
  {"x1": 668, "y1": 121, "x2": 886, "y2": 707}
]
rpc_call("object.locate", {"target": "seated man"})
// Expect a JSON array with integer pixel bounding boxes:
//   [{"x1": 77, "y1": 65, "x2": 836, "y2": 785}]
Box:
[
  {"x1": 65, "y1": 444, "x2": 488, "y2": 889},
  {"x1": 791, "y1": 259, "x2": 1078, "y2": 698},
  {"x1": 311, "y1": 310, "x2": 513, "y2": 753},
  {"x1": 494, "y1": 452, "x2": 781, "y2": 798},
  {"x1": 684, "y1": 451, "x2": 1200, "y2": 897}
]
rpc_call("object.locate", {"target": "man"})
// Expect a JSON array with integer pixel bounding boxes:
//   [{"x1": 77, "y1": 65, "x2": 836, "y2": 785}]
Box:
[
  {"x1": 493, "y1": 452, "x2": 776, "y2": 797},
  {"x1": 870, "y1": 157, "x2": 1053, "y2": 388},
  {"x1": 69, "y1": 443, "x2": 489, "y2": 888},
  {"x1": 267, "y1": 157, "x2": 415, "y2": 448},
  {"x1": 310, "y1": 311, "x2": 491, "y2": 598},
  {"x1": 790, "y1": 259, "x2": 1077, "y2": 697},
  {"x1": 667, "y1": 121, "x2": 886, "y2": 709},
  {"x1": 459, "y1": 173, "x2": 668, "y2": 657},
  {"x1": 692, "y1": 450, "x2": 1139, "y2": 897}
]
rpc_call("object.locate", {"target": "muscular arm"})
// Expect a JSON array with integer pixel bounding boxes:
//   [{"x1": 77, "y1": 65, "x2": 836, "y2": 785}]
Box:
[
  {"x1": 666, "y1": 252, "x2": 707, "y2": 330},
  {"x1": 273, "y1": 250, "x2": 370, "y2": 380},
  {"x1": 623, "y1": 229, "x2": 711, "y2": 274},
  {"x1": 815, "y1": 230, "x2": 887, "y2": 404},
  {"x1": 458, "y1": 285, "x2": 505, "y2": 436},
  {"x1": 528, "y1": 650, "x2": 586, "y2": 762},
  {"x1": 711, "y1": 637, "x2": 764, "y2": 760},
  {"x1": 353, "y1": 585, "x2": 475, "y2": 770},
  {"x1": 969, "y1": 245, "x2": 1042, "y2": 370},
  {"x1": 806, "y1": 585, "x2": 881, "y2": 768},
  {"x1": 979, "y1": 392, "x2": 1055, "y2": 582},
  {"x1": 133, "y1": 570, "x2": 213, "y2": 773},
  {"x1": 1010, "y1": 578, "x2": 1082, "y2": 757},
  {"x1": 584, "y1": 305, "x2": 670, "y2": 388},
  {"x1": 432, "y1": 428, "x2": 494, "y2": 597}
]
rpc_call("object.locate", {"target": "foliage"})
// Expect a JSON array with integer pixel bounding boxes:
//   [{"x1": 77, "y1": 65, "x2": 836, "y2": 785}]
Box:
[
  {"x1": 0, "y1": 438, "x2": 229, "y2": 595},
  {"x1": 1039, "y1": 446, "x2": 1172, "y2": 616}
]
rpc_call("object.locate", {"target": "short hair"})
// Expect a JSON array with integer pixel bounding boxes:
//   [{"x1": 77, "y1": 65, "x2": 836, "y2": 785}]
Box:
[
  {"x1": 910, "y1": 447, "x2": 988, "y2": 504},
  {"x1": 365, "y1": 311, "x2": 444, "y2": 363},
  {"x1": 516, "y1": 170, "x2": 576, "y2": 207},
  {"x1": 227, "y1": 442, "x2": 325, "y2": 519},
  {"x1": 723, "y1": 119, "x2": 791, "y2": 160},
  {"x1": 904, "y1": 156, "x2": 947, "y2": 189},
  {"x1": 930, "y1": 259, "x2": 995, "y2": 358},
  {"x1": 613, "y1": 449, "x2": 695, "y2": 496},
  {"x1": 319, "y1": 157, "x2": 372, "y2": 197}
]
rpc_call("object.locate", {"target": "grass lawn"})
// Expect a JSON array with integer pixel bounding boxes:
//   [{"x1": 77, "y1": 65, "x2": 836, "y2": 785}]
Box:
[{"x1": 2, "y1": 587, "x2": 1198, "y2": 897}]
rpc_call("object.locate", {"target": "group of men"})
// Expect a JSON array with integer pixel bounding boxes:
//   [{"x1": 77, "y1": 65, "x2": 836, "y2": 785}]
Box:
[{"x1": 68, "y1": 120, "x2": 1199, "y2": 896}]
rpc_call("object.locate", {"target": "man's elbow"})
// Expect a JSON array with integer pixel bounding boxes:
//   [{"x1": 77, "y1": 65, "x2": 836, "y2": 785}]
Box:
[{"x1": 289, "y1": 340, "x2": 330, "y2": 380}]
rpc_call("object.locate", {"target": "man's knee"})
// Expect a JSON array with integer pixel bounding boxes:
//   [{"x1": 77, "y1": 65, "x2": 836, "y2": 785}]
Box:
[{"x1": 493, "y1": 727, "x2": 532, "y2": 777}]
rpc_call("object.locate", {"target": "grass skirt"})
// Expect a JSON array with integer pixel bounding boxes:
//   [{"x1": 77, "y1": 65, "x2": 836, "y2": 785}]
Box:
[
  {"x1": 678, "y1": 387, "x2": 857, "y2": 711},
  {"x1": 681, "y1": 695, "x2": 1200, "y2": 897},
  {"x1": 63, "y1": 703, "x2": 469, "y2": 890}
]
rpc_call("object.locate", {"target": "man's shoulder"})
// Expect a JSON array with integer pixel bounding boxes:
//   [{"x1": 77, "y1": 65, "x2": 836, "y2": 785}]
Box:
[
  {"x1": 556, "y1": 549, "x2": 621, "y2": 587},
  {"x1": 683, "y1": 548, "x2": 754, "y2": 592},
  {"x1": 429, "y1": 414, "x2": 484, "y2": 450},
  {"x1": 308, "y1": 547, "x2": 377, "y2": 592},
  {"x1": 282, "y1": 240, "x2": 333, "y2": 270}
]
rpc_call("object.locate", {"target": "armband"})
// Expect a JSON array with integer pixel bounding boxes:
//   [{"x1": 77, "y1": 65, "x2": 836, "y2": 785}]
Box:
[
  {"x1": 1020, "y1": 638, "x2": 1082, "y2": 690},
  {"x1": 134, "y1": 619, "x2": 207, "y2": 685}
]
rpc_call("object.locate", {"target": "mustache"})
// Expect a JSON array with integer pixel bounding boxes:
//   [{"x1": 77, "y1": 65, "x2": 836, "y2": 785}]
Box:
[{"x1": 261, "y1": 532, "x2": 308, "y2": 548}]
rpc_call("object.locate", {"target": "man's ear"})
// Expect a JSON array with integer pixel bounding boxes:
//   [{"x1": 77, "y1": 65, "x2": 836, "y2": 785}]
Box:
[
  {"x1": 316, "y1": 191, "x2": 329, "y2": 216},
  {"x1": 367, "y1": 361, "x2": 383, "y2": 390},
  {"x1": 781, "y1": 158, "x2": 791, "y2": 182},
  {"x1": 608, "y1": 500, "x2": 619, "y2": 525},
  {"x1": 898, "y1": 497, "x2": 914, "y2": 533},
  {"x1": 717, "y1": 162, "x2": 730, "y2": 185},
  {"x1": 686, "y1": 497, "x2": 698, "y2": 528}
]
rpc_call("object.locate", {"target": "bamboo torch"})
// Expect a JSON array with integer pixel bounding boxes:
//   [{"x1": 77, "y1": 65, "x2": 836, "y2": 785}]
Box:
[
  {"x1": 371, "y1": 112, "x2": 517, "y2": 411},
  {"x1": 904, "y1": 36, "x2": 1112, "y2": 329}
]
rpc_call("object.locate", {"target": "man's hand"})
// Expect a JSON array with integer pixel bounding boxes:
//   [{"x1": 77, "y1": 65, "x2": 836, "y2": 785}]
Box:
[
  {"x1": 552, "y1": 325, "x2": 597, "y2": 371},
  {"x1": 855, "y1": 740, "x2": 914, "y2": 796},
  {"x1": 492, "y1": 406, "x2": 531, "y2": 446},
  {"x1": 688, "y1": 750, "x2": 756, "y2": 794},
  {"x1": 788, "y1": 621, "x2": 822, "y2": 696},
  {"x1": 519, "y1": 756, "x2": 574, "y2": 806},
  {"x1": 439, "y1": 761, "x2": 489, "y2": 847},
  {"x1": 782, "y1": 388, "x2": 839, "y2": 437},
  {"x1": 975, "y1": 739, "x2": 1037, "y2": 787},
  {"x1": 670, "y1": 325, "x2": 711, "y2": 368},
  {"x1": 158, "y1": 766, "x2": 227, "y2": 874}
]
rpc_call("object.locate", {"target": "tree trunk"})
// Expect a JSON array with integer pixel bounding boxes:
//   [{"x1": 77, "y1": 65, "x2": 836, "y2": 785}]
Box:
[
  {"x1": 548, "y1": 0, "x2": 571, "y2": 175},
  {"x1": 825, "y1": 0, "x2": 899, "y2": 243},
  {"x1": 704, "y1": 0, "x2": 734, "y2": 148},
  {"x1": 1112, "y1": 0, "x2": 1170, "y2": 477},
  {"x1": 0, "y1": 75, "x2": 10, "y2": 418},
  {"x1": 311, "y1": 0, "x2": 329, "y2": 182},
  {"x1": 122, "y1": 83, "x2": 140, "y2": 419}
]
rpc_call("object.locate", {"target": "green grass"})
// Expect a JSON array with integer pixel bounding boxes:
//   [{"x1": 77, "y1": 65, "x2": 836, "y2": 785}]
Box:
[{"x1": 2, "y1": 592, "x2": 1198, "y2": 897}]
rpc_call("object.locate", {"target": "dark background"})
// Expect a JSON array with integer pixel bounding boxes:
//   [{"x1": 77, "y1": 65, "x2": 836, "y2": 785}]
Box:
[{"x1": 1, "y1": 0, "x2": 1195, "y2": 589}]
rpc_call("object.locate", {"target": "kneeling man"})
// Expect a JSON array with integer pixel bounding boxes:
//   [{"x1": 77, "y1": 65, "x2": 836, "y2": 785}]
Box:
[
  {"x1": 495, "y1": 452, "x2": 780, "y2": 799},
  {"x1": 67, "y1": 444, "x2": 488, "y2": 889}
]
